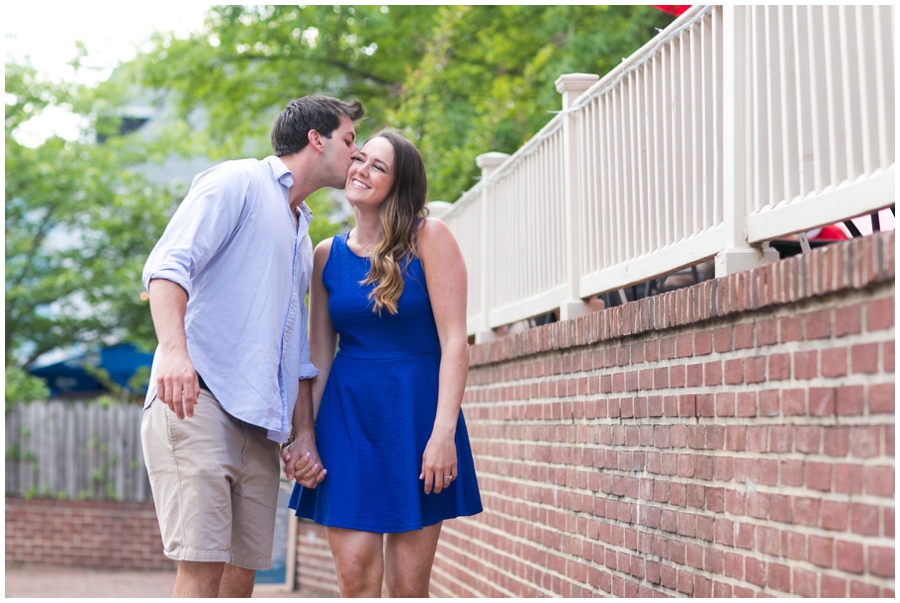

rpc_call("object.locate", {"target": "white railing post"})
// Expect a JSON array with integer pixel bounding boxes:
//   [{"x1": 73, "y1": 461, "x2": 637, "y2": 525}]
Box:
[
  {"x1": 556, "y1": 73, "x2": 600, "y2": 321},
  {"x1": 716, "y1": 5, "x2": 780, "y2": 276},
  {"x1": 474, "y1": 152, "x2": 509, "y2": 344}
]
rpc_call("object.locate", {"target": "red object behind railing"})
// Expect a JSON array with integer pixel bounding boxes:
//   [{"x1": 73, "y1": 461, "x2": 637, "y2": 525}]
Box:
[{"x1": 652, "y1": 5, "x2": 691, "y2": 17}]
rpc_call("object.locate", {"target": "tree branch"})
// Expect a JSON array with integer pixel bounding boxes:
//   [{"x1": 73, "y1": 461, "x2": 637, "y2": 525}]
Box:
[{"x1": 214, "y1": 54, "x2": 397, "y2": 87}]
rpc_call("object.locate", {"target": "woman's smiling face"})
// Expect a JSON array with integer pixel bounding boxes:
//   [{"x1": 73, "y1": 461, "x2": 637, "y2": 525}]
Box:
[{"x1": 345, "y1": 136, "x2": 395, "y2": 208}]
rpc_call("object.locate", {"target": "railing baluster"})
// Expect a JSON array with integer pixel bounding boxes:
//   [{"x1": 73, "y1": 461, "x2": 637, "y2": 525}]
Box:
[
  {"x1": 713, "y1": 7, "x2": 723, "y2": 225},
  {"x1": 823, "y1": 6, "x2": 847, "y2": 188},
  {"x1": 873, "y1": 6, "x2": 895, "y2": 170},
  {"x1": 855, "y1": 5, "x2": 876, "y2": 177},
  {"x1": 685, "y1": 19, "x2": 703, "y2": 234},
  {"x1": 700, "y1": 12, "x2": 710, "y2": 229},
  {"x1": 662, "y1": 40, "x2": 672, "y2": 248},
  {"x1": 630, "y1": 69, "x2": 642, "y2": 257},
  {"x1": 766, "y1": 7, "x2": 785, "y2": 209},
  {"x1": 840, "y1": 5, "x2": 862, "y2": 181},
  {"x1": 601, "y1": 95, "x2": 612, "y2": 269}
]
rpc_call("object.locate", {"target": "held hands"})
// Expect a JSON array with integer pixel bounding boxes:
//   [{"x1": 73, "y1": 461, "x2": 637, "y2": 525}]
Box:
[
  {"x1": 420, "y1": 434, "x2": 457, "y2": 495},
  {"x1": 156, "y1": 349, "x2": 200, "y2": 419},
  {"x1": 282, "y1": 432, "x2": 327, "y2": 488}
]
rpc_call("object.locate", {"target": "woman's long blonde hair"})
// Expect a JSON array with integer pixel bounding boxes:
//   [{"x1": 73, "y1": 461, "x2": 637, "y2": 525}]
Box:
[{"x1": 360, "y1": 130, "x2": 428, "y2": 315}]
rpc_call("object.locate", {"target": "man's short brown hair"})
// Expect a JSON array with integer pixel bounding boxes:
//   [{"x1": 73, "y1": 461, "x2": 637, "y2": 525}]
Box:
[{"x1": 271, "y1": 95, "x2": 365, "y2": 156}]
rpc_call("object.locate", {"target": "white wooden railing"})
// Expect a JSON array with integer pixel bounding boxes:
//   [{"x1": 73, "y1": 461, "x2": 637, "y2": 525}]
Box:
[{"x1": 442, "y1": 5, "x2": 895, "y2": 342}]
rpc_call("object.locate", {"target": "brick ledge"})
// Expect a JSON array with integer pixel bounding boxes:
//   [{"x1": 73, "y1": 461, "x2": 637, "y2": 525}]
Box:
[{"x1": 470, "y1": 231, "x2": 894, "y2": 367}]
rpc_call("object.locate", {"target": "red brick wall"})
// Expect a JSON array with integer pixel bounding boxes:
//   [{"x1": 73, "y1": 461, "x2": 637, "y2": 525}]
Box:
[
  {"x1": 294, "y1": 520, "x2": 340, "y2": 596},
  {"x1": 5, "y1": 497, "x2": 174, "y2": 571},
  {"x1": 293, "y1": 232, "x2": 894, "y2": 597}
]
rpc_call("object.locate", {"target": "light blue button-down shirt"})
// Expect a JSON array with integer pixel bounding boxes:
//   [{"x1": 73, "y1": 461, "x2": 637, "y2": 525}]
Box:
[{"x1": 142, "y1": 156, "x2": 317, "y2": 442}]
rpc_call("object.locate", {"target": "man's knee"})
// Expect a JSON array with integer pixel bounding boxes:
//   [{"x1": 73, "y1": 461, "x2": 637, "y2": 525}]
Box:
[
  {"x1": 219, "y1": 564, "x2": 256, "y2": 598},
  {"x1": 174, "y1": 561, "x2": 225, "y2": 598}
]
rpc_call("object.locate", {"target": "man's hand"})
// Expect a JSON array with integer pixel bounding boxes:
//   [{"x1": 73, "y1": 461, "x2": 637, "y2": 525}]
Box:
[
  {"x1": 156, "y1": 349, "x2": 200, "y2": 419},
  {"x1": 282, "y1": 432, "x2": 326, "y2": 488},
  {"x1": 147, "y1": 279, "x2": 199, "y2": 419}
]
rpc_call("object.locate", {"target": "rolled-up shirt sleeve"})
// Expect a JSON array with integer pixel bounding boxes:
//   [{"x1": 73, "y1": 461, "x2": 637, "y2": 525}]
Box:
[{"x1": 142, "y1": 163, "x2": 249, "y2": 295}]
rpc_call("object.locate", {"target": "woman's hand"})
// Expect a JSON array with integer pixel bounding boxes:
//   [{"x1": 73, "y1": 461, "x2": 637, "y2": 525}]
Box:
[
  {"x1": 420, "y1": 433, "x2": 458, "y2": 495},
  {"x1": 282, "y1": 432, "x2": 327, "y2": 488}
]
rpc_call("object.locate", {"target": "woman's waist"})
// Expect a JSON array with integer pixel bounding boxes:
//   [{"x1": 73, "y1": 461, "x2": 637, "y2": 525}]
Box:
[{"x1": 334, "y1": 347, "x2": 441, "y2": 362}]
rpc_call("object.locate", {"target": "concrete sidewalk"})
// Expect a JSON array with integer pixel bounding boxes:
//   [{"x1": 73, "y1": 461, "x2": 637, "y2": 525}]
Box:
[{"x1": 5, "y1": 566, "x2": 328, "y2": 598}]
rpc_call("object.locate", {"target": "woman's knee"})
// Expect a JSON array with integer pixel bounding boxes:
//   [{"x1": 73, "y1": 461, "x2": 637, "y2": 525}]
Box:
[
  {"x1": 385, "y1": 573, "x2": 430, "y2": 598},
  {"x1": 335, "y1": 557, "x2": 382, "y2": 596}
]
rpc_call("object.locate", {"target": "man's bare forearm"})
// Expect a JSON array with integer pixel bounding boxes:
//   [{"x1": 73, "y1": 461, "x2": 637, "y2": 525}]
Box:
[
  {"x1": 292, "y1": 378, "x2": 316, "y2": 436},
  {"x1": 282, "y1": 378, "x2": 326, "y2": 486},
  {"x1": 148, "y1": 279, "x2": 189, "y2": 354},
  {"x1": 148, "y1": 279, "x2": 199, "y2": 418}
]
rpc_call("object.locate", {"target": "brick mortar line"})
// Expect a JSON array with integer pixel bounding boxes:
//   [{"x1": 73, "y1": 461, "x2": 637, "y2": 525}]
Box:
[
  {"x1": 464, "y1": 412, "x2": 890, "y2": 422},
  {"x1": 465, "y1": 502, "x2": 896, "y2": 584},
  {"x1": 444, "y1": 511, "x2": 889, "y2": 597},
  {"x1": 471, "y1": 445, "x2": 896, "y2": 463},
  {"x1": 464, "y1": 413, "x2": 896, "y2": 425},
  {"x1": 467, "y1": 345, "x2": 896, "y2": 386},
  {"x1": 475, "y1": 470, "x2": 896, "y2": 507},
  {"x1": 470, "y1": 509, "x2": 897, "y2": 561},
  {"x1": 465, "y1": 414, "x2": 896, "y2": 427},
  {"x1": 428, "y1": 573, "x2": 479, "y2": 598},
  {"x1": 437, "y1": 525, "x2": 583, "y2": 596},
  {"x1": 429, "y1": 562, "x2": 496, "y2": 598},
  {"x1": 442, "y1": 534, "x2": 677, "y2": 598},
  {"x1": 467, "y1": 358, "x2": 897, "y2": 383},
  {"x1": 466, "y1": 372, "x2": 896, "y2": 394},
  {"x1": 467, "y1": 295, "x2": 897, "y2": 370},
  {"x1": 478, "y1": 485, "x2": 895, "y2": 527},
  {"x1": 470, "y1": 442, "x2": 895, "y2": 462},
  {"x1": 433, "y1": 540, "x2": 525, "y2": 597},
  {"x1": 466, "y1": 369, "x2": 889, "y2": 387},
  {"x1": 475, "y1": 490, "x2": 895, "y2": 544},
  {"x1": 432, "y1": 542, "x2": 520, "y2": 598}
]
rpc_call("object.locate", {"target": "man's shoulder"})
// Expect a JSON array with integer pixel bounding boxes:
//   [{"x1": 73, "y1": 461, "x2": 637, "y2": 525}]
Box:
[
  {"x1": 204, "y1": 156, "x2": 271, "y2": 175},
  {"x1": 214, "y1": 157, "x2": 269, "y2": 178},
  {"x1": 191, "y1": 157, "x2": 272, "y2": 189}
]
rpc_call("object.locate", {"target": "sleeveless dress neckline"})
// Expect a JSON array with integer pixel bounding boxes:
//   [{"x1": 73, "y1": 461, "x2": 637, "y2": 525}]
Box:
[
  {"x1": 287, "y1": 232, "x2": 482, "y2": 533},
  {"x1": 343, "y1": 235, "x2": 370, "y2": 259}
]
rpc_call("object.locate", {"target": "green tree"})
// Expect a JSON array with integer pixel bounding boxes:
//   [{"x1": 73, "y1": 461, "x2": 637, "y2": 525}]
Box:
[
  {"x1": 5, "y1": 61, "x2": 176, "y2": 369},
  {"x1": 132, "y1": 5, "x2": 672, "y2": 202},
  {"x1": 136, "y1": 5, "x2": 441, "y2": 160},
  {"x1": 5, "y1": 366, "x2": 50, "y2": 411},
  {"x1": 389, "y1": 5, "x2": 672, "y2": 200}
]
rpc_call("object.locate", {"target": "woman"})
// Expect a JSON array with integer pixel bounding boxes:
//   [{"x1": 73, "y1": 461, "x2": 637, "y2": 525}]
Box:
[{"x1": 287, "y1": 129, "x2": 482, "y2": 597}]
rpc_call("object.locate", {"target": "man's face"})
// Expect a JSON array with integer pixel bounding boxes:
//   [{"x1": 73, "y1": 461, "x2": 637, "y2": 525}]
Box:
[{"x1": 321, "y1": 115, "x2": 358, "y2": 189}]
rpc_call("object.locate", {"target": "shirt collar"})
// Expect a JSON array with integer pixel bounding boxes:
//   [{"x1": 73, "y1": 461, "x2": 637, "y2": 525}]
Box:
[
  {"x1": 264, "y1": 155, "x2": 294, "y2": 188},
  {"x1": 264, "y1": 156, "x2": 314, "y2": 227}
]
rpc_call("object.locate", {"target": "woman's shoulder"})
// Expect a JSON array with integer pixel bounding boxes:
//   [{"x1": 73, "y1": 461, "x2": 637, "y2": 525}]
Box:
[
  {"x1": 416, "y1": 217, "x2": 461, "y2": 265},
  {"x1": 416, "y1": 216, "x2": 454, "y2": 245},
  {"x1": 314, "y1": 236, "x2": 337, "y2": 266}
]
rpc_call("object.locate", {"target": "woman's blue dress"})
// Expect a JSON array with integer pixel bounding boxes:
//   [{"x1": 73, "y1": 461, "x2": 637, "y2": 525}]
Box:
[{"x1": 288, "y1": 232, "x2": 482, "y2": 532}]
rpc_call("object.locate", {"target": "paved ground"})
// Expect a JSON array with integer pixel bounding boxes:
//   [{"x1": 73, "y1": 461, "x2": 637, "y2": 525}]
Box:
[{"x1": 4, "y1": 566, "x2": 329, "y2": 598}]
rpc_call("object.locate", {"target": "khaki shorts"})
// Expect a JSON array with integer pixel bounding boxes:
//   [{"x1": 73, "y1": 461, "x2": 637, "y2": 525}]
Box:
[{"x1": 141, "y1": 390, "x2": 281, "y2": 570}]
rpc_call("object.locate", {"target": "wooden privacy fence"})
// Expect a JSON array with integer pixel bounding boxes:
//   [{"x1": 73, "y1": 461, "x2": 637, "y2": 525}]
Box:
[
  {"x1": 443, "y1": 5, "x2": 896, "y2": 342},
  {"x1": 5, "y1": 400, "x2": 151, "y2": 503}
]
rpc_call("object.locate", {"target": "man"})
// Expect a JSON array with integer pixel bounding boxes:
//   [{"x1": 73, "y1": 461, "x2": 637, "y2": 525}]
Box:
[{"x1": 141, "y1": 95, "x2": 364, "y2": 597}]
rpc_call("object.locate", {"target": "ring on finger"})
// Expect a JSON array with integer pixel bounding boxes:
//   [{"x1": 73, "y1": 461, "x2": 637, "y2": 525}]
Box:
[{"x1": 444, "y1": 475, "x2": 453, "y2": 480}]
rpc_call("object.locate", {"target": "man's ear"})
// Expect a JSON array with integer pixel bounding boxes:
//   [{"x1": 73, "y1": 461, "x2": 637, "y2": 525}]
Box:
[{"x1": 308, "y1": 129, "x2": 325, "y2": 153}]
